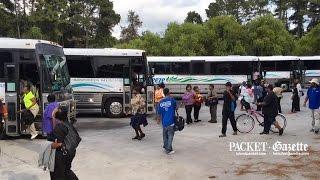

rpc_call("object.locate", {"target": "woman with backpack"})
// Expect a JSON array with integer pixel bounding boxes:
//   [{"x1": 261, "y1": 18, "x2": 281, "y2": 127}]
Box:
[
  {"x1": 193, "y1": 86, "x2": 204, "y2": 122},
  {"x1": 50, "y1": 106, "x2": 79, "y2": 180},
  {"x1": 182, "y1": 84, "x2": 195, "y2": 124}
]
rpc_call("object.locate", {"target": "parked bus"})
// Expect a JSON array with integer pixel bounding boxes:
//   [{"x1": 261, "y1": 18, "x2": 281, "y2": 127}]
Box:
[
  {"x1": 258, "y1": 56, "x2": 301, "y2": 91},
  {"x1": 300, "y1": 56, "x2": 320, "y2": 86},
  {"x1": 0, "y1": 38, "x2": 76, "y2": 139},
  {"x1": 64, "y1": 48, "x2": 154, "y2": 118},
  {"x1": 148, "y1": 56, "x2": 258, "y2": 98}
]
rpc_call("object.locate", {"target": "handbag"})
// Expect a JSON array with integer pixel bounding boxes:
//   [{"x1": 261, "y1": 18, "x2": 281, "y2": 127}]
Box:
[{"x1": 205, "y1": 91, "x2": 218, "y2": 106}]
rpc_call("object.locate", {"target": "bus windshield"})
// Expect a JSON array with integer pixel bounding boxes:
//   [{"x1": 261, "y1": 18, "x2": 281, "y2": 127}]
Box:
[{"x1": 43, "y1": 54, "x2": 70, "y2": 91}]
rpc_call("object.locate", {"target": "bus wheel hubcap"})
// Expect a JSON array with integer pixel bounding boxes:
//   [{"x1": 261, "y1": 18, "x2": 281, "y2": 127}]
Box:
[{"x1": 110, "y1": 102, "x2": 122, "y2": 115}]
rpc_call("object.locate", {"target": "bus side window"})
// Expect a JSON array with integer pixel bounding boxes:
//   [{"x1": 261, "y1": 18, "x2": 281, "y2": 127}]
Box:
[
  {"x1": 0, "y1": 52, "x2": 13, "y2": 78},
  {"x1": 5, "y1": 64, "x2": 16, "y2": 81}
]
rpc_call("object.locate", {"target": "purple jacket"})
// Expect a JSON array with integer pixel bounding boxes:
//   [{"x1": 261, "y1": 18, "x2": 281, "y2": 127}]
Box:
[
  {"x1": 42, "y1": 102, "x2": 58, "y2": 134},
  {"x1": 182, "y1": 91, "x2": 195, "y2": 106}
]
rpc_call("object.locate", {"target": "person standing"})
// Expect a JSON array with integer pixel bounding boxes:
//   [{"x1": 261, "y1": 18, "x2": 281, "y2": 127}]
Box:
[
  {"x1": 273, "y1": 83, "x2": 283, "y2": 113},
  {"x1": 291, "y1": 82, "x2": 300, "y2": 113},
  {"x1": 182, "y1": 84, "x2": 195, "y2": 124},
  {"x1": 240, "y1": 83, "x2": 254, "y2": 111},
  {"x1": 257, "y1": 85, "x2": 284, "y2": 135},
  {"x1": 239, "y1": 81, "x2": 247, "y2": 110},
  {"x1": 157, "y1": 88, "x2": 177, "y2": 155},
  {"x1": 207, "y1": 85, "x2": 218, "y2": 123},
  {"x1": 129, "y1": 89, "x2": 148, "y2": 140},
  {"x1": 22, "y1": 84, "x2": 39, "y2": 139},
  {"x1": 254, "y1": 81, "x2": 264, "y2": 111},
  {"x1": 154, "y1": 84, "x2": 165, "y2": 115},
  {"x1": 43, "y1": 94, "x2": 59, "y2": 141},
  {"x1": 303, "y1": 78, "x2": 320, "y2": 133},
  {"x1": 219, "y1": 82, "x2": 238, "y2": 138},
  {"x1": 193, "y1": 86, "x2": 204, "y2": 122}
]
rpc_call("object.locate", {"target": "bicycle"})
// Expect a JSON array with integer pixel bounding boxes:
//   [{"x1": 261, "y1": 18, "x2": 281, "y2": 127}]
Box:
[{"x1": 236, "y1": 105, "x2": 287, "y2": 133}]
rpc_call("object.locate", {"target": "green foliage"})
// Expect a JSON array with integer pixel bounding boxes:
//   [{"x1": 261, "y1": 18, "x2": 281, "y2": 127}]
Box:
[
  {"x1": 184, "y1": 11, "x2": 203, "y2": 24},
  {"x1": 246, "y1": 15, "x2": 295, "y2": 55},
  {"x1": 294, "y1": 23, "x2": 320, "y2": 55},
  {"x1": 22, "y1": 26, "x2": 44, "y2": 39},
  {"x1": 204, "y1": 16, "x2": 246, "y2": 55},
  {"x1": 120, "y1": 10, "x2": 143, "y2": 42}
]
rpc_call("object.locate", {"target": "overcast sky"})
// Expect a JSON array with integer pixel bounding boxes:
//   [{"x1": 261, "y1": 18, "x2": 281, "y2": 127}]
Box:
[{"x1": 112, "y1": 0, "x2": 212, "y2": 38}]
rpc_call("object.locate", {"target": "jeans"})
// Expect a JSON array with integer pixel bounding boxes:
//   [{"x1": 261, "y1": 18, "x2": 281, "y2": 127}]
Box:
[
  {"x1": 50, "y1": 150, "x2": 78, "y2": 180},
  {"x1": 185, "y1": 105, "x2": 193, "y2": 123},
  {"x1": 263, "y1": 114, "x2": 276, "y2": 133},
  {"x1": 163, "y1": 125, "x2": 175, "y2": 152},
  {"x1": 221, "y1": 112, "x2": 237, "y2": 134}
]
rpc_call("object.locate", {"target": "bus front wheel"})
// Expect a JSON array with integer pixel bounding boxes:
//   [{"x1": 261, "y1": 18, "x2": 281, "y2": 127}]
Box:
[{"x1": 105, "y1": 98, "x2": 124, "y2": 118}]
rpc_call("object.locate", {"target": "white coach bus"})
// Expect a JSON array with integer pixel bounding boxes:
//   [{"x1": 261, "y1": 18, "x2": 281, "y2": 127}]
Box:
[
  {"x1": 64, "y1": 48, "x2": 154, "y2": 118},
  {"x1": 148, "y1": 56, "x2": 258, "y2": 98},
  {"x1": 300, "y1": 56, "x2": 320, "y2": 85},
  {"x1": 0, "y1": 38, "x2": 76, "y2": 139}
]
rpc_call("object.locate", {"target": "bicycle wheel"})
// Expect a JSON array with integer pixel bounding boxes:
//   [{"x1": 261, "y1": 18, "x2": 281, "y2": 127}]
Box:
[
  {"x1": 270, "y1": 114, "x2": 287, "y2": 133},
  {"x1": 236, "y1": 114, "x2": 255, "y2": 133}
]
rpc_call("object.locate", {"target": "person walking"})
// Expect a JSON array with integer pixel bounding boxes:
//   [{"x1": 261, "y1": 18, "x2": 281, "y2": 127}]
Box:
[
  {"x1": 291, "y1": 82, "x2": 300, "y2": 113},
  {"x1": 129, "y1": 88, "x2": 148, "y2": 140},
  {"x1": 257, "y1": 85, "x2": 284, "y2": 135},
  {"x1": 254, "y1": 81, "x2": 264, "y2": 111},
  {"x1": 219, "y1": 82, "x2": 238, "y2": 137},
  {"x1": 303, "y1": 78, "x2": 320, "y2": 134},
  {"x1": 193, "y1": 86, "x2": 204, "y2": 122},
  {"x1": 273, "y1": 83, "x2": 283, "y2": 113},
  {"x1": 207, "y1": 85, "x2": 218, "y2": 123},
  {"x1": 49, "y1": 106, "x2": 79, "y2": 180},
  {"x1": 43, "y1": 94, "x2": 59, "y2": 141},
  {"x1": 157, "y1": 88, "x2": 177, "y2": 155},
  {"x1": 22, "y1": 84, "x2": 39, "y2": 139},
  {"x1": 182, "y1": 84, "x2": 195, "y2": 124}
]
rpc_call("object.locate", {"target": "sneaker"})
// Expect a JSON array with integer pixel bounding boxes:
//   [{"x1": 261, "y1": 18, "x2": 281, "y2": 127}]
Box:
[
  {"x1": 232, "y1": 132, "x2": 237, "y2": 135},
  {"x1": 310, "y1": 129, "x2": 315, "y2": 132},
  {"x1": 31, "y1": 133, "x2": 38, "y2": 140},
  {"x1": 259, "y1": 132, "x2": 269, "y2": 135},
  {"x1": 219, "y1": 134, "x2": 226, "y2": 138},
  {"x1": 167, "y1": 150, "x2": 175, "y2": 155},
  {"x1": 279, "y1": 128, "x2": 284, "y2": 136},
  {"x1": 194, "y1": 120, "x2": 200, "y2": 123},
  {"x1": 315, "y1": 130, "x2": 319, "y2": 134},
  {"x1": 132, "y1": 136, "x2": 140, "y2": 140},
  {"x1": 140, "y1": 133, "x2": 145, "y2": 139},
  {"x1": 208, "y1": 120, "x2": 214, "y2": 123}
]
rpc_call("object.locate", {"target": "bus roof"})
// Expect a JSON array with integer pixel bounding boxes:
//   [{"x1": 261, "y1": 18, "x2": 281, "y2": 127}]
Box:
[
  {"x1": 258, "y1": 56, "x2": 299, "y2": 61},
  {"x1": 0, "y1": 38, "x2": 61, "y2": 49},
  {"x1": 148, "y1": 56, "x2": 258, "y2": 62},
  {"x1": 299, "y1": 56, "x2": 320, "y2": 61},
  {"x1": 64, "y1": 48, "x2": 145, "y2": 57}
]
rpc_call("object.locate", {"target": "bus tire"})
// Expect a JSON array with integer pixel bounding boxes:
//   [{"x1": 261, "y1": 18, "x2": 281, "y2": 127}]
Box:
[
  {"x1": 105, "y1": 98, "x2": 124, "y2": 118},
  {"x1": 0, "y1": 121, "x2": 6, "y2": 140}
]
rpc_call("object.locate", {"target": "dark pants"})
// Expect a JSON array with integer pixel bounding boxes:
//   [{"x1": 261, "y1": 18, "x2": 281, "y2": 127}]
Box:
[
  {"x1": 210, "y1": 105, "x2": 217, "y2": 122},
  {"x1": 256, "y1": 97, "x2": 264, "y2": 111},
  {"x1": 185, "y1": 105, "x2": 193, "y2": 123},
  {"x1": 221, "y1": 112, "x2": 237, "y2": 134},
  {"x1": 277, "y1": 97, "x2": 282, "y2": 113},
  {"x1": 50, "y1": 150, "x2": 78, "y2": 180},
  {"x1": 193, "y1": 104, "x2": 201, "y2": 120},
  {"x1": 163, "y1": 125, "x2": 175, "y2": 153},
  {"x1": 263, "y1": 115, "x2": 276, "y2": 133},
  {"x1": 292, "y1": 96, "x2": 300, "y2": 112}
]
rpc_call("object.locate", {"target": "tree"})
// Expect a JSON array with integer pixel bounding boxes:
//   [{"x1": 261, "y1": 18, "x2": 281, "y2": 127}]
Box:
[
  {"x1": 246, "y1": 15, "x2": 295, "y2": 56},
  {"x1": 116, "y1": 31, "x2": 164, "y2": 56},
  {"x1": 289, "y1": 0, "x2": 308, "y2": 37},
  {"x1": 204, "y1": 16, "x2": 246, "y2": 55},
  {"x1": 307, "y1": 0, "x2": 320, "y2": 31},
  {"x1": 185, "y1": 11, "x2": 203, "y2": 24},
  {"x1": 272, "y1": 0, "x2": 290, "y2": 29},
  {"x1": 294, "y1": 23, "x2": 320, "y2": 55},
  {"x1": 0, "y1": 0, "x2": 16, "y2": 37},
  {"x1": 22, "y1": 26, "x2": 44, "y2": 39},
  {"x1": 120, "y1": 10, "x2": 142, "y2": 42},
  {"x1": 162, "y1": 22, "x2": 207, "y2": 56}
]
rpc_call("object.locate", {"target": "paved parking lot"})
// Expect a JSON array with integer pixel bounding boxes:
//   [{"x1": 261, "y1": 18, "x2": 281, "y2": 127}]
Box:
[{"x1": 1, "y1": 92, "x2": 320, "y2": 180}]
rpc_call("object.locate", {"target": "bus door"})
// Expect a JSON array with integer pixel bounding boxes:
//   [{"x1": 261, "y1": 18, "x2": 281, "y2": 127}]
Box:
[
  {"x1": 123, "y1": 66, "x2": 131, "y2": 114},
  {"x1": 4, "y1": 63, "x2": 19, "y2": 136}
]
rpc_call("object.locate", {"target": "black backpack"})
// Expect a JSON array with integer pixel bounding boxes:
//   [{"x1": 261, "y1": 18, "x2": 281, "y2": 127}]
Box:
[
  {"x1": 174, "y1": 111, "x2": 185, "y2": 131},
  {"x1": 63, "y1": 121, "x2": 81, "y2": 153}
]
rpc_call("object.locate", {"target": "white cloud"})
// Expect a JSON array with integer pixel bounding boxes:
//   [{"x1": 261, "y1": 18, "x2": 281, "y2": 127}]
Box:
[{"x1": 111, "y1": 0, "x2": 212, "y2": 39}]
